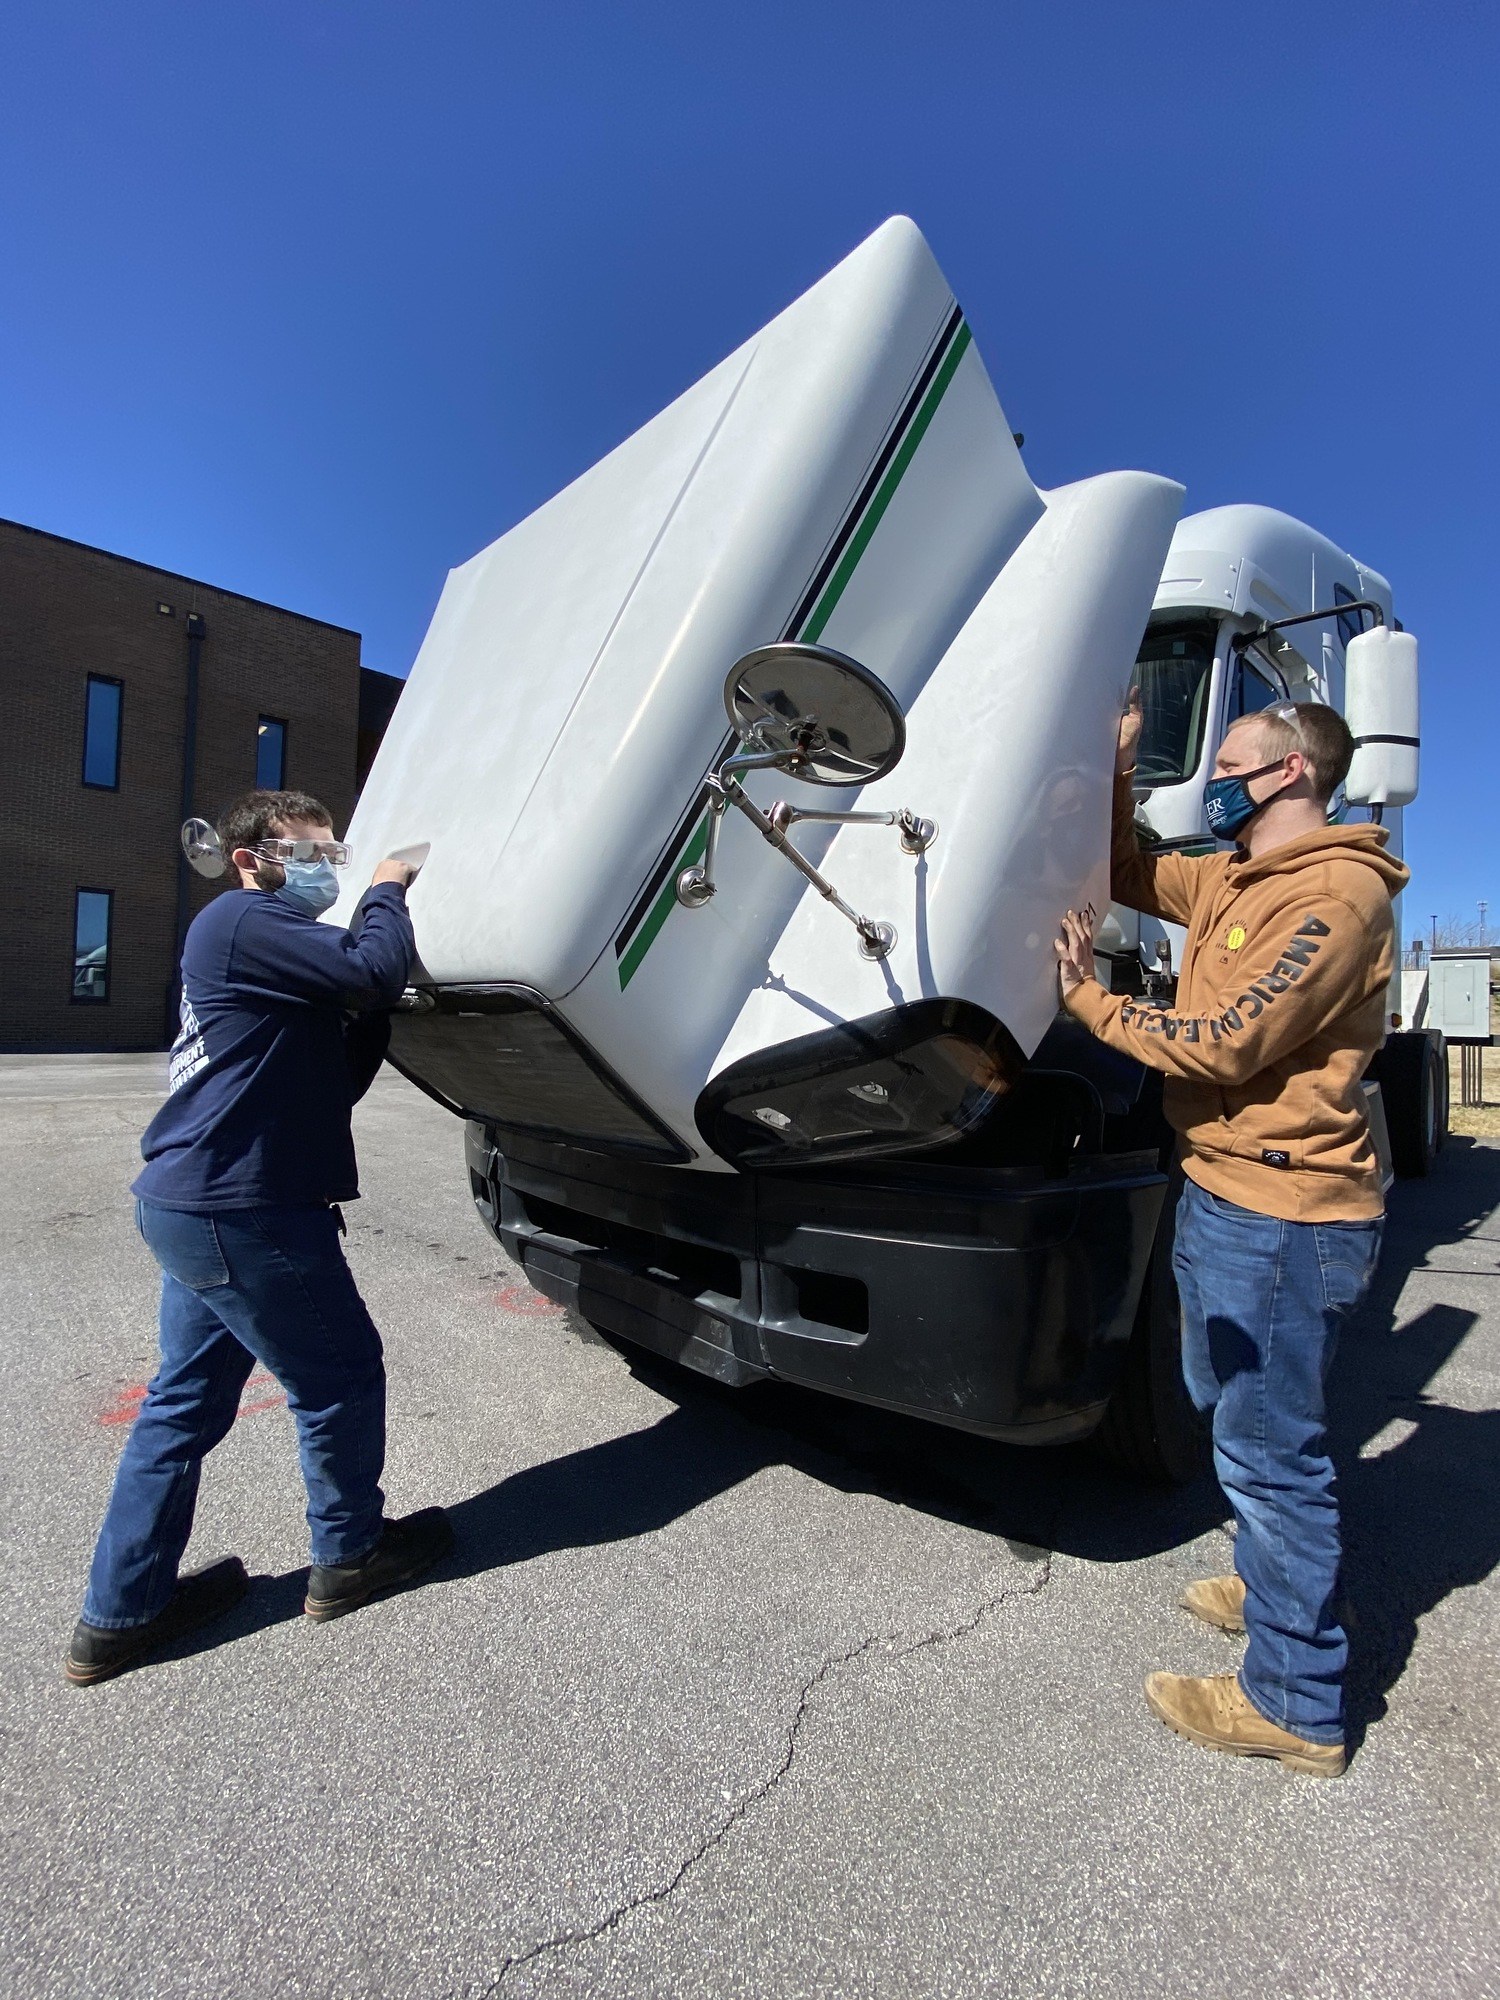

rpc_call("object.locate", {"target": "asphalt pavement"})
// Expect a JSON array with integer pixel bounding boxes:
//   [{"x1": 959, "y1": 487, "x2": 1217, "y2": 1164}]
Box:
[{"x1": 2, "y1": 1054, "x2": 1496, "y2": 1999}]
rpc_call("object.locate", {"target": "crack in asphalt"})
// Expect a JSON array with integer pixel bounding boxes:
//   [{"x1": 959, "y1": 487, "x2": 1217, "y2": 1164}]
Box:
[{"x1": 468, "y1": 1554, "x2": 1054, "y2": 1996}]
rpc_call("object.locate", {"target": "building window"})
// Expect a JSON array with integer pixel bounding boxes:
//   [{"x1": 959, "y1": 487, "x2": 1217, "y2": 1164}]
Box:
[
  {"x1": 72, "y1": 889, "x2": 113, "y2": 1003},
  {"x1": 82, "y1": 676, "x2": 123, "y2": 789},
  {"x1": 256, "y1": 716, "x2": 287, "y2": 789}
]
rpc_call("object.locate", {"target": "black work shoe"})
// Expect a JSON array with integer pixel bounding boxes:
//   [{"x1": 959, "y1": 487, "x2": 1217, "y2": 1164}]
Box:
[
  {"x1": 65, "y1": 1556, "x2": 250, "y2": 1686},
  {"x1": 304, "y1": 1508, "x2": 453, "y2": 1622}
]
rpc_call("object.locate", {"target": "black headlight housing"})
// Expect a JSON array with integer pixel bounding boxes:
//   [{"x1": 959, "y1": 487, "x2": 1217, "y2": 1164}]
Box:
[{"x1": 695, "y1": 998, "x2": 1025, "y2": 1169}]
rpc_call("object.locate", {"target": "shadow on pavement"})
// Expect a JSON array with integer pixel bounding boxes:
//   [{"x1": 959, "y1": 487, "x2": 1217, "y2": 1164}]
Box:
[
  {"x1": 166, "y1": 1140, "x2": 1499, "y2": 1725},
  {"x1": 439, "y1": 1371, "x2": 1224, "y2": 1579},
  {"x1": 1329, "y1": 1135, "x2": 1500, "y2": 1746},
  {"x1": 166, "y1": 1340, "x2": 1225, "y2": 1672},
  {"x1": 147, "y1": 1564, "x2": 309, "y2": 1667},
  {"x1": 445, "y1": 1134, "x2": 1500, "y2": 1735}
]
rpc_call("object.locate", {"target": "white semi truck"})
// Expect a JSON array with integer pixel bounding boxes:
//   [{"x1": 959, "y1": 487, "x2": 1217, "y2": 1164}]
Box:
[{"x1": 340, "y1": 218, "x2": 1438, "y2": 1481}]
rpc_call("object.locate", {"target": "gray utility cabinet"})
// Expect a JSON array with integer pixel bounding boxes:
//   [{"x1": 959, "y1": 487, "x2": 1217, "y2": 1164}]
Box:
[{"x1": 1426, "y1": 951, "x2": 1494, "y2": 1043}]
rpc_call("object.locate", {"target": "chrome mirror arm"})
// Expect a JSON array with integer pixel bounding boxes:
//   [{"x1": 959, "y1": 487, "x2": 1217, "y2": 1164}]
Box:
[
  {"x1": 671, "y1": 649, "x2": 934, "y2": 960},
  {"x1": 716, "y1": 745, "x2": 788, "y2": 782},
  {"x1": 675, "y1": 764, "x2": 925, "y2": 961},
  {"x1": 724, "y1": 782, "x2": 896, "y2": 960},
  {"x1": 769, "y1": 802, "x2": 937, "y2": 854},
  {"x1": 674, "y1": 783, "x2": 731, "y2": 910}
]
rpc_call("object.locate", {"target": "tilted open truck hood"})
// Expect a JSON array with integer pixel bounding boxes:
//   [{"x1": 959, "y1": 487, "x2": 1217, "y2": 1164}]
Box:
[{"x1": 336, "y1": 217, "x2": 1182, "y2": 1168}]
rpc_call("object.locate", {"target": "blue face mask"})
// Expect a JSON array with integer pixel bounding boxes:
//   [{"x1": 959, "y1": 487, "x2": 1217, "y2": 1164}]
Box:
[
  {"x1": 277, "y1": 857, "x2": 341, "y2": 916},
  {"x1": 1203, "y1": 759, "x2": 1289, "y2": 841}
]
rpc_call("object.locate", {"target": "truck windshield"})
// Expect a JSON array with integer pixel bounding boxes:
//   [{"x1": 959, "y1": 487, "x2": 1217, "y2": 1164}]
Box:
[{"x1": 1128, "y1": 624, "x2": 1216, "y2": 786}]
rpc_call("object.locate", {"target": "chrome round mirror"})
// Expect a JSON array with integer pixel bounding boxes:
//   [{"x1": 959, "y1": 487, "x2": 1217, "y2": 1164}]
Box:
[
  {"x1": 181, "y1": 817, "x2": 227, "y2": 879},
  {"x1": 723, "y1": 643, "x2": 905, "y2": 787}
]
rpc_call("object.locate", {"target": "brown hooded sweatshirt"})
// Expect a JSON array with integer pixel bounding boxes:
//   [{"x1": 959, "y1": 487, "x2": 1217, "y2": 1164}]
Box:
[{"x1": 1064, "y1": 774, "x2": 1410, "y2": 1222}]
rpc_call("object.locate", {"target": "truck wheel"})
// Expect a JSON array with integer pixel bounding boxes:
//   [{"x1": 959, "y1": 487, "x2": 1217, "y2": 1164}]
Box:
[
  {"x1": 1372, "y1": 1032, "x2": 1444, "y2": 1178},
  {"x1": 1092, "y1": 1188, "x2": 1207, "y2": 1485}
]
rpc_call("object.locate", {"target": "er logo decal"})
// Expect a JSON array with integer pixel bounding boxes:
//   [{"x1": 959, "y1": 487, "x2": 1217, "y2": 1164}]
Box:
[{"x1": 1226, "y1": 925, "x2": 1247, "y2": 951}]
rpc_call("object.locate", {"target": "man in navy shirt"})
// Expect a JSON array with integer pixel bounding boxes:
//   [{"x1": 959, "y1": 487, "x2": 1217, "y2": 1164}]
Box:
[{"x1": 68, "y1": 789, "x2": 451, "y2": 1685}]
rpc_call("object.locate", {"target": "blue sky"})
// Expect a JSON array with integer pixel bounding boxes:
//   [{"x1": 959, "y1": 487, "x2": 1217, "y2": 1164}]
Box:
[{"x1": 2, "y1": 2, "x2": 1496, "y2": 930}]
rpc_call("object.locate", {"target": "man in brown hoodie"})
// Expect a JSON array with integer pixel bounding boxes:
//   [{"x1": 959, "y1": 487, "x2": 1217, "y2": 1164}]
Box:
[{"x1": 1055, "y1": 695, "x2": 1409, "y2": 1775}]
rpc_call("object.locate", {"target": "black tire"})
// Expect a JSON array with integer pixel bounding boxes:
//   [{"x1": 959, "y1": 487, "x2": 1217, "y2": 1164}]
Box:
[
  {"x1": 1092, "y1": 1182, "x2": 1208, "y2": 1485},
  {"x1": 1371, "y1": 1031, "x2": 1442, "y2": 1178}
]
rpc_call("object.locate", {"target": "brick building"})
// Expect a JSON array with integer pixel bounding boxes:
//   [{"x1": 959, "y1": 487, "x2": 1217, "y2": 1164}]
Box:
[{"x1": 0, "y1": 518, "x2": 387, "y2": 1052}]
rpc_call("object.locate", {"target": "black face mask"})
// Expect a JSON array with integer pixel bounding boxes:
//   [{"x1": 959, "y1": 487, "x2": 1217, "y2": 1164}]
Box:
[{"x1": 1203, "y1": 759, "x2": 1291, "y2": 840}]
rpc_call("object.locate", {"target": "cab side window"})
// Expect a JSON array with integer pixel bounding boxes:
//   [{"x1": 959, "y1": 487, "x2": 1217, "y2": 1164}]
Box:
[{"x1": 1229, "y1": 658, "x2": 1282, "y2": 724}]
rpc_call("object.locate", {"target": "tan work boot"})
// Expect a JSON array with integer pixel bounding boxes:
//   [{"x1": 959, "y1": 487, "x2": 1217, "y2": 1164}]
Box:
[
  {"x1": 1180, "y1": 1573, "x2": 1246, "y2": 1633},
  {"x1": 1144, "y1": 1671, "x2": 1345, "y2": 1777}
]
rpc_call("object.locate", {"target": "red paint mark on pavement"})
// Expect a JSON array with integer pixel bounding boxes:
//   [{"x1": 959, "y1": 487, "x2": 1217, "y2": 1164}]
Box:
[
  {"x1": 98, "y1": 1371, "x2": 286, "y2": 1428},
  {"x1": 493, "y1": 1283, "x2": 564, "y2": 1318},
  {"x1": 99, "y1": 1385, "x2": 148, "y2": 1426},
  {"x1": 240, "y1": 1372, "x2": 287, "y2": 1415}
]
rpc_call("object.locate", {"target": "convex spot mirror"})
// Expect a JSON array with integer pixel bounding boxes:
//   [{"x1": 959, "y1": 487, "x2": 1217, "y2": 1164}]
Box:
[
  {"x1": 724, "y1": 642, "x2": 906, "y2": 787},
  {"x1": 181, "y1": 818, "x2": 228, "y2": 879},
  {"x1": 1343, "y1": 625, "x2": 1420, "y2": 808}
]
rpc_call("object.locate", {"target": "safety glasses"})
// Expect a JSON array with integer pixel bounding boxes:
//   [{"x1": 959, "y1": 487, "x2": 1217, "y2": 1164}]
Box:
[
  {"x1": 251, "y1": 838, "x2": 353, "y2": 867},
  {"x1": 1273, "y1": 704, "x2": 1305, "y2": 739}
]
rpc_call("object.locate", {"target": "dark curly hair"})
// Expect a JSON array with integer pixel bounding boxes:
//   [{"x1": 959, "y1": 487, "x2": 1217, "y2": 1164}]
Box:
[{"x1": 217, "y1": 789, "x2": 333, "y2": 888}]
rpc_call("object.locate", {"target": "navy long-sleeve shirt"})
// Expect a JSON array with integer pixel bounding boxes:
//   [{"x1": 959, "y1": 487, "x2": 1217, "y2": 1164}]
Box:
[{"x1": 134, "y1": 882, "x2": 415, "y2": 1212}]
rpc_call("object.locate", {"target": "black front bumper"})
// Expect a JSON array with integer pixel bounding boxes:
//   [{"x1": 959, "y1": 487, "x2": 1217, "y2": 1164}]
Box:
[{"x1": 467, "y1": 1122, "x2": 1167, "y2": 1446}]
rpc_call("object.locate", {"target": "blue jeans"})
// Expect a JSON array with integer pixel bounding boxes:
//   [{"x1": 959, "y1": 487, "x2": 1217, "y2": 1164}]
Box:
[
  {"x1": 1173, "y1": 1177, "x2": 1381, "y2": 1743},
  {"x1": 82, "y1": 1202, "x2": 387, "y2": 1630}
]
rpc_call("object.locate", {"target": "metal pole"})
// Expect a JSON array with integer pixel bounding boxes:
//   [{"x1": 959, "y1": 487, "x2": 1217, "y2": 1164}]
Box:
[
  {"x1": 1462, "y1": 1044, "x2": 1483, "y2": 1109},
  {"x1": 166, "y1": 612, "x2": 207, "y2": 1040}
]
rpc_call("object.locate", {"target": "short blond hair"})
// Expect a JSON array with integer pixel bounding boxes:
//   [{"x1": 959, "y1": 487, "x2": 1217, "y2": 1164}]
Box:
[{"x1": 1231, "y1": 701, "x2": 1354, "y2": 804}]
